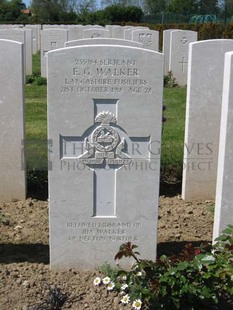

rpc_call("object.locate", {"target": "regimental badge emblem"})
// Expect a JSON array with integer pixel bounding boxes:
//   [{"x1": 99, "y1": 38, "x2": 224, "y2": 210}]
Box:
[
  {"x1": 78, "y1": 111, "x2": 132, "y2": 167},
  {"x1": 139, "y1": 33, "x2": 152, "y2": 46}
]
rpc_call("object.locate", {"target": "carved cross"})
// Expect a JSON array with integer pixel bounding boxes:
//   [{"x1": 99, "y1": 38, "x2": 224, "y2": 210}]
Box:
[
  {"x1": 60, "y1": 99, "x2": 150, "y2": 217},
  {"x1": 179, "y1": 56, "x2": 188, "y2": 72}
]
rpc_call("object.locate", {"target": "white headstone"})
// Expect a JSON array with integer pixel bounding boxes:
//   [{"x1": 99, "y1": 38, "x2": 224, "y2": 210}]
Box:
[
  {"x1": 68, "y1": 25, "x2": 84, "y2": 41},
  {"x1": 41, "y1": 28, "x2": 68, "y2": 77},
  {"x1": 25, "y1": 24, "x2": 40, "y2": 54},
  {"x1": 83, "y1": 28, "x2": 110, "y2": 38},
  {"x1": 163, "y1": 29, "x2": 177, "y2": 74},
  {"x1": 125, "y1": 27, "x2": 149, "y2": 41},
  {"x1": 48, "y1": 45, "x2": 163, "y2": 269},
  {"x1": 132, "y1": 29, "x2": 159, "y2": 51},
  {"x1": 0, "y1": 28, "x2": 26, "y2": 77},
  {"x1": 213, "y1": 51, "x2": 233, "y2": 240},
  {"x1": 0, "y1": 39, "x2": 26, "y2": 202},
  {"x1": 0, "y1": 26, "x2": 33, "y2": 75},
  {"x1": 182, "y1": 39, "x2": 233, "y2": 201},
  {"x1": 24, "y1": 28, "x2": 33, "y2": 75},
  {"x1": 43, "y1": 25, "x2": 68, "y2": 29},
  {"x1": 169, "y1": 30, "x2": 197, "y2": 85},
  {"x1": 65, "y1": 38, "x2": 143, "y2": 48},
  {"x1": 111, "y1": 26, "x2": 124, "y2": 39},
  {"x1": 105, "y1": 25, "x2": 115, "y2": 37}
]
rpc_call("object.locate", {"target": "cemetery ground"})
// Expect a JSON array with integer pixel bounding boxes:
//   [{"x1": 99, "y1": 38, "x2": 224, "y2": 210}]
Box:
[
  {"x1": 0, "y1": 197, "x2": 214, "y2": 309},
  {"x1": 0, "y1": 54, "x2": 219, "y2": 309}
]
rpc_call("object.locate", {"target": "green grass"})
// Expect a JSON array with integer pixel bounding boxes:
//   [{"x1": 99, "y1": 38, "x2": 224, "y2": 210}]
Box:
[
  {"x1": 25, "y1": 53, "x2": 47, "y2": 172},
  {"x1": 25, "y1": 53, "x2": 186, "y2": 181},
  {"x1": 162, "y1": 87, "x2": 186, "y2": 169},
  {"x1": 32, "y1": 51, "x2": 41, "y2": 75}
]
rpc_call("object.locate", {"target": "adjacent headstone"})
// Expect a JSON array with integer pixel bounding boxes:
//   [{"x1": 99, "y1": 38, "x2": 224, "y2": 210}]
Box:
[
  {"x1": 0, "y1": 24, "x2": 24, "y2": 29},
  {"x1": 68, "y1": 25, "x2": 84, "y2": 41},
  {"x1": 132, "y1": 29, "x2": 159, "y2": 51},
  {"x1": 213, "y1": 51, "x2": 233, "y2": 240},
  {"x1": 24, "y1": 28, "x2": 33, "y2": 75},
  {"x1": 112, "y1": 26, "x2": 124, "y2": 39},
  {"x1": 124, "y1": 27, "x2": 149, "y2": 41},
  {"x1": 104, "y1": 25, "x2": 114, "y2": 37},
  {"x1": 0, "y1": 28, "x2": 26, "y2": 77},
  {"x1": 25, "y1": 24, "x2": 40, "y2": 54},
  {"x1": 0, "y1": 26, "x2": 33, "y2": 75},
  {"x1": 163, "y1": 29, "x2": 177, "y2": 74},
  {"x1": 48, "y1": 45, "x2": 163, "y2": 269},
  {"x1": 42, "y1": 24, "x2": 68, "y2": 29},
  {"x1": 169, "y1": 30, "x2": 197, "y2": 85},
  {"x1": 0, "y1": 39, "x2": 26, "y2": 202},
  {"x1": 41, "y1": 28, "x2": 68, "y2": 77},
  {"x1": 182, "y1": 39, "x2": 233, "y2": 201},
  {"x1": 65, "y1": 38, "x2": 143, "y2": 48},
  {"x1": 83, "y1": 28, "x2": 110, "y2": 38}
]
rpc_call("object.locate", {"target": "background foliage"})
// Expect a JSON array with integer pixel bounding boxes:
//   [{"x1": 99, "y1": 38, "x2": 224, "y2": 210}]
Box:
[{"x1": 2, "y1": 0, "x2": 233, "y2": 25}]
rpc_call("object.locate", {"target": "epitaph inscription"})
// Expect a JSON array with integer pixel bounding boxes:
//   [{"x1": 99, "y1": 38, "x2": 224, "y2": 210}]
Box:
[{"x1": 67, "y1": 221, "x2": 140, "y2": 243}]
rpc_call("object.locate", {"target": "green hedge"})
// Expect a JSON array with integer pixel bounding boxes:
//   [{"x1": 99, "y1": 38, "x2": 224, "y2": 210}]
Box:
[{"x1": 122, "y1": 22, "x2": 233, "y2": 51}]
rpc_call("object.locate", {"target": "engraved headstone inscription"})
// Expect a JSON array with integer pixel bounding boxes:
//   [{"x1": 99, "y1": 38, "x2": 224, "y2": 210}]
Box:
[
  {"x1": 132, "y1": 29, "x2": 159, "y2": 51},
  {"x1": 48, "y1": 45, "x2": 163, "y2": 269}
]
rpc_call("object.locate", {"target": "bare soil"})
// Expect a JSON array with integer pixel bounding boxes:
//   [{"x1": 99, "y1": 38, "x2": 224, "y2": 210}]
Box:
[{"x1": 0, "y1": 194, "x2": 214, "y2": 310}]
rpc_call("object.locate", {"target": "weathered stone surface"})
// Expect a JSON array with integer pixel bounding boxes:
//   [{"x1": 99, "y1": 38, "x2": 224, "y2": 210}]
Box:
[
  {"x1": 213, "y1": 51, "x2": 233, "y2": 240},
  {"x1": 47, "y1": 44, "x2": 163, "y2": 269},
  {"x1": 182, "y1": 39, "x2": 233, "y2": 200},
  {"x1": 0, "y1": 39, "x2": 26, "y2": 202}
]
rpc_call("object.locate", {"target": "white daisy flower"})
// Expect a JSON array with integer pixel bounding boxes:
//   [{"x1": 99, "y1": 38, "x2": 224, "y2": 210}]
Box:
[
  {"x1": 93, "y1": 277, "x2": 101, "y2": 286},
  {"x1": 107, "y1": 281, "x2": 115, "y2": 290},
  {"x1": 136, "y1": 271, "x2": 142, "y2": 277},
  {"x1": 102, "y1": 276, "x2": 111, "y2": 285},
  {"x1": 132, "y1": 299, "x2": 142, "y2": 310},
  {"x1": 121, "y1": 283, "x2": 128, "y2": 291},
  {"x1": 121, "y1": 294, "x2": 130, "y2": 304}
]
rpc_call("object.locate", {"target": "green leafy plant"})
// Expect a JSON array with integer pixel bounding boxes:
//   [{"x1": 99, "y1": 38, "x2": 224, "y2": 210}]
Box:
[
  {"x1": 35, "y1": 76, "x2": 47, "y2": 86},
  {"x1": 95, "y1": 226, "x2": 233, "y2": 309},
  {"x1": 26, "y1": 74, "x2": 47, "y2": 86},
  {"x1": 164, "y1": 71, "x2": 178, "y2": 88}
]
